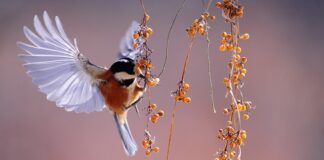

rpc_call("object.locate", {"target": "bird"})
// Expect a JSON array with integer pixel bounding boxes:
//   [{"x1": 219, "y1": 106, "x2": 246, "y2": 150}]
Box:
[{"x1": 17, "y1": 11, "x2": 146, "y2": 156}]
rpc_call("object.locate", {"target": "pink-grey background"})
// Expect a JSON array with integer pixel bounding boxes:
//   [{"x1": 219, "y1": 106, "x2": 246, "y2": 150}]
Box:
[{"x1": 0, "y1": 0, "x2": 323, "y2": 160}]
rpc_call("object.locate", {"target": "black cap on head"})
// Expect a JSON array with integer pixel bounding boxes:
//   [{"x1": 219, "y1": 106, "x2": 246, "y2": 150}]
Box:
[{"x1": 110, "y1": 57, "x2": 135, "y2": 75}]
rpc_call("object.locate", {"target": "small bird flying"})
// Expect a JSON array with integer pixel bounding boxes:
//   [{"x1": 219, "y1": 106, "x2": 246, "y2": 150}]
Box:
[{"x1": 17, "y1": 11, "x2": 146, "y2": 156}]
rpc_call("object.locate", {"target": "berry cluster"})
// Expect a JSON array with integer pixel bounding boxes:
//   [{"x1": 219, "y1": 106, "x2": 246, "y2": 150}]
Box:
[
  {"x1": 142, "y1": 130, "x2": 160, "y2": 156},
  {"x1": 214, "y1": 0, "x2": 254, "y2": 160},
  {"x1": 147, "y1": 103, "x2": 165, "y2": 124},
  {"x1": 223, "y1": 101, "x2": 252, "y2": 121},
  {"x1": 133, "y1": 9, "x2": 165, "y2": 156},
  {"x1": 135, "y1": 58, "x2": 160, "y2": 87},
  {"x1": 133, "y1": 14, "x2": 153, "y2": 49},
  {"x1": 186, "y1": 12, "x2": 215, "y2": 38},
  {"x1": 215, "y1": 0, "x2": 244, "y2": 22},
  {"x1": 219, "y1": 32, "x2": 249, "y2": 53},
  {"x1": 174, "y1": 82, "x2": 191, "y2": 103},
  {"x1": 216, "y1": 128, "x2": 247, "y2": 160}
]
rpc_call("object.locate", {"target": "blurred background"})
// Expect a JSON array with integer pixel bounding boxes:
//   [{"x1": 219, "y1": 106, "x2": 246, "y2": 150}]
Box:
[{"x1": 0, "y1": 0, "x2": 323, "y2": 159}]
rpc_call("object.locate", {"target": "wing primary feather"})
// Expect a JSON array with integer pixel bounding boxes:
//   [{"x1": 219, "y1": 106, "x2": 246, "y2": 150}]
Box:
[
  {"x1": 23, "y1": 26, "x2": 65, "y2": 52},
  {"x1": 18, "y1": 11, "x2": 107, "y2": 113},
  {"x1": 55, "y1": 16, "x2": 74, "y2": 48},
  {"x1": 43, "y1": 11, "x2": 75, "y2": 52}
]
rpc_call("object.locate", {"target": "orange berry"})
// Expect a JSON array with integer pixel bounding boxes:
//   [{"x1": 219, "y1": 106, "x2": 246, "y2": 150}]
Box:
[
  {"x1": 133, "y1": 32, "x2": 140, "y2": 39},
  {"x1": 220, "y1": 39, "x2": 227, "y2": 44},
  {"x1": 229, "y1": 151, "x2": 236, "y2": 158},
  {"x1": 227, "y1": 44, "x2": 234, "y2": 50},
  {"x1": 227, "y1": 62, "x2": 233, "y2": 69},
  {"x1": 237, "y1": 103, "x2": 243, "y2": 111},
  {"x1": 144, "y1": 14, "x2": 150, "y2": 22},
  {"x1": 226, "y1": 125, "x2": 234, "y2": 131},
  {"x1": 243, "y1": 114, "x2": 250, "y2": 120},
  {"x1": 240, "y1": 68, "x2": 247, "y2": 74},
  {"x1": 143, "y1": 32, "x2": 150, "y2": 39},
  {"x1": 237, "y1": 139, "x2": 243, "y2": 145},
  {"x1": 146, "y1": 27, "x2": 153, "y2": 35},
  {"x1": 142, "y1": 139, "x2": 148, "y2": 145},
  {"x1": 183, "y1": 83, "x2": 190, "y2": 90},
  {"x1": 241, "y1": 57, "x2": 248, "y2": 63},
  {"x1": 148, "y1": 139, "x2": 153, "y2": 145},
  {"x1": 229, "y1": 142, "x2": 236, "y2": 148},
  {"x1": 152, "y1": 147, "x2": 160, "y2": 153},
  {"x1": 143, "y1": 143, "x2": 149, "y2": 149},
  {"x1": 175, "y1": 95, "x2": 182, "y2": 101},
  {"x1": 226, "y1": 34, "x2": 232, "y2": 39},
  {"x1": 147, "y1": 80, "x2": 157, "y2": 87},
  {"x1": 133, "y1": 43, "x2": 139, "y2": 49},
  {"x1": 183, "y1": 97, "x2": 192, "y2": 103},
  {"x1": 223, "y1": 77, "x2": 230, "y2": 85},
  {"x1": 150, "y1": 114, "x2": 159, "y2": 123},
  {"x1": 145, "y1": 149, "x2": 151, "y2": 156},
  {"x1": 240, "y1": 33, "x2": 250, "y2": 39},
  {"x1": 239, "y1": 73, "x2": 246, "y2": 78},
  {"x1": 221, "y1": 32, "x2": 227, "y2": 37},
  {"x1": 223, "y1": 108, "x2": 229, "y2": 114},
  {"x1": 198, "y1": 27, "x2": 205, "y2": 34},
  {"x1": 234, "y1": 54, "x2": 241, "y2": 60},
  {"x1": 201, "y1": 12, "x2": 209, "y2": 20},
  {"x1": 240, "y1": 130, "x2": 247, "y2": 139},
  {"x1": 149, "y1": 103, "x2": 157, "y2": 110},
  {"x1": 215, "y1": 2, "x2": 223, "y2": 8},
  {"x1": 236, "y1": 10, "x2": 244, "y2": 17},
  {"x1": 146, "y1": 62, "x2": 153, "y2": 68},
  {"x1": 235, "y1": 47, "x2": 242, "y2": 54},
  {"x1": 219, "y1": 44, "x2": 226, "y2": 52},
  {"x1": 157, "y1": 110, "x2": 165, "y2": 117},
  {"x1": 232, "y1": 74, "x2": 239, "y2": 81}
]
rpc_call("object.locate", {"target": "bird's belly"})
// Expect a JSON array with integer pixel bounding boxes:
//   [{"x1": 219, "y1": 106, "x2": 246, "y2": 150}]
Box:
[
  {"x1": 99, "y1": 79, "x2": 144, "y2": 114},
  {"x1": 99, "y1": 80, "x2": 129, "y2": 114}
]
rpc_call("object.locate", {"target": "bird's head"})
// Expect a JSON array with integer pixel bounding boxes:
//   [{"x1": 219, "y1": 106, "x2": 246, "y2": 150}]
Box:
[{"x1": 110, "y1": 58, "x2": 143, "y2": 82}]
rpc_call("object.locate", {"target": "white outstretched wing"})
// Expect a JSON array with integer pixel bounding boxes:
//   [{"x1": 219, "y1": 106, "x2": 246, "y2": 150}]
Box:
[
  {"x1": 18, "y1": 11, "x2": 107, "y2": 113},
  {"x1": 118, "y1": 21, "x2": 143, "y2": 60}
]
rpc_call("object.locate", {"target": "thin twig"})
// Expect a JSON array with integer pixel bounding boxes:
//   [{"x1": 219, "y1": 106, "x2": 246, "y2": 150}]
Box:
[
  {"x1": 140, "y1": 0, "x2": 147, "y2": 14},
  {"x1": 158, "y1": 0, "x2": 188, "y2": 78},
  {"x1": 205, "y1": 0, "x2": 214, "y2": 12},
  {"x1": 166, "y1": 100, "x2": 177, "y2": 160},
  {"x1": 180, "y1": 38, "x2": 195, "y2": 82},
  {"x1": 205, "y1": 29, "x2": 217, "y2": 113},
  {"x1": 165, "y1": 38, "x2": 194, "y2": 160}
]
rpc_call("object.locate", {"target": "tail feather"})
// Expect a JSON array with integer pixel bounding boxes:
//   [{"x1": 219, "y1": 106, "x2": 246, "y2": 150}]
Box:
[{"x1": 114, "y1": 112, "x2": 137, "y2": 156}]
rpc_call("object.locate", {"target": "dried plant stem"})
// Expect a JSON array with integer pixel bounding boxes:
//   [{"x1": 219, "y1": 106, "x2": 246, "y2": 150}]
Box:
[
  {"x1": 158, "y1": 0, "x2": 188, "y2": 78},
  {"x1": 180, "y1": 38, "x2": 195, "y2": 82},
  {"x1": 166, "y1": 38, "x2": 195, "y2": 160},
  {"x1": 205, "y1": 29, "x2": 217, "y2": 113},
  {"x1": 166, "y1": 100, "x2": 177, "y2": 160},
  {"x1": 205, "y1": 0, "x2": 214, "y2": 12},
  {"x1": 140, "y1": 0, "x2": 147, "y2": 14}
]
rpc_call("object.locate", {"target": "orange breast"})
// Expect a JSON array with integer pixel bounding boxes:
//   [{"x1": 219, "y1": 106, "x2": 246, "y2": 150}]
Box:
[{"x1": 98, "y1": 71, "x2": 129, "y2": 114}]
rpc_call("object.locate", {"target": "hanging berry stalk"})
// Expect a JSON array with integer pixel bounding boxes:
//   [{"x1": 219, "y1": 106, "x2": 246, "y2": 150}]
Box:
[
  {"x1": 166, "y1": 4, "x2": 216, "y2": 159},
  {"x1": 214, "y1": 0, "x2": 254, "y2": 160},
  {"x1": 136, "y1": 0, "x2": 164, "y2": 156}
]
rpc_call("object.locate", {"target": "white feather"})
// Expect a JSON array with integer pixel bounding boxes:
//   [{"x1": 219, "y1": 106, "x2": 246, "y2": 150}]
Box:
[
  {"x1": 118, "y1": 21, "x2": 143, "y2": 59},
  {"x1": 18, "y1": 11, "x2": 106, "y2": 113}
]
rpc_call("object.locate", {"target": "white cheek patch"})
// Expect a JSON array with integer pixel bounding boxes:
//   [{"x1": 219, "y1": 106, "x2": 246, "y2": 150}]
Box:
[{"x1": 114, "y1": 72, "x2": 136, "y2": 81}]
